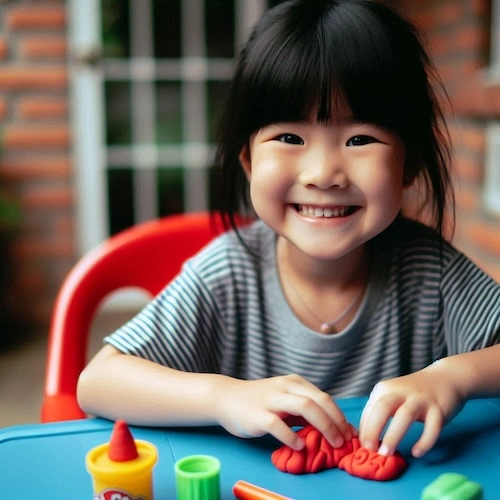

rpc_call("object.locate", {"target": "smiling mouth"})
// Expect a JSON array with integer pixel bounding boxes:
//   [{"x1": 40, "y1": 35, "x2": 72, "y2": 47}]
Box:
[{"x1": 294, "y1": 204, "x2": 358, "y2": 218}]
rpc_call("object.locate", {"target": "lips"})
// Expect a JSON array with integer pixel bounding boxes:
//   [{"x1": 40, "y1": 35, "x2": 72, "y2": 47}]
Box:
[{"x1": 295, "y1": 204, "x2": 358, "y2": 218}]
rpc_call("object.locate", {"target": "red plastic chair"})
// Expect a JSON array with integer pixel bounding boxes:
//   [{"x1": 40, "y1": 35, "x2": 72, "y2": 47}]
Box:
[{"x1": 41, "y1": 212, "x2": 231, "y2": 423}]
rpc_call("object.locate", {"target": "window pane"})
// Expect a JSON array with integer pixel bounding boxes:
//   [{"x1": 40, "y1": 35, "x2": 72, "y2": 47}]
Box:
[
  {"x1": 157, "y1": 167, "x2": 185, "y2": 215},
  {"x1": 108, "y1": 168, "x2": 135, "y2": 235},
  {"x1": 105, "y1": 82, "x2": 132, "y2": 145},
  {"x1": 206, "y1": 0, "x2": 235, "y2": 57},
  {"x1": 101, "y1": 0, "x2": 130, "y2": 58},
  {"x1": 156, "y1": 82, "x2": 183, "y2": 143},
  {"x1": 206, "y1": 80, "x2": 230, "y2": 142},
  {"x1": 153, "y1": 0, "x2": 182, "y2": 58}
]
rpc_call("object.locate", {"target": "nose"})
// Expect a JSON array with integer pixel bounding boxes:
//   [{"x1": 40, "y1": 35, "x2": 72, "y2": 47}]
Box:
[{"x1": 299, "y1": 151, "x2": 349, "y2": 190}]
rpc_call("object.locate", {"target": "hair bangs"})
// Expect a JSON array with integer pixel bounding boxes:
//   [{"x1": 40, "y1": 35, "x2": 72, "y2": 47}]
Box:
[
  {"x1": 240, "y1": 11, "x2": 332, "y2": 131},
  {"x1": 320, "y1": 3, "x2": 409, "y2": 130},
  {"x1": 240, "y1": 0, "x2": 418, "y2": 133}
]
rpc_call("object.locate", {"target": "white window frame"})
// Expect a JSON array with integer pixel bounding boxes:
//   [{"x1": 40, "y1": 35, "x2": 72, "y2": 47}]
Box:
[
  {"x1": 70, "y1": 0, "x2": 267, "y2": 256},
  {"x1": 69, "y1": 0, "x2": 107, "y2": 255},
  {"x1": 69, "y1": 0, "x2": 267, "y2": 310},
  {"x1": 484, "y1": 123, "x2": 500, "y2": 216},
  {"x1": 490, "y1": 0, "x2": 500, "y2": 81},
  {"x1": 483, "y1": 0, "x2": 500, "y2": 216}
]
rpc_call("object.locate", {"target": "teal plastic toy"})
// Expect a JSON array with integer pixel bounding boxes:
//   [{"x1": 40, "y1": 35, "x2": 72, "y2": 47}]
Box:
[{"x1": 421, "y1": 473, "x2": 483, "y2": 500}]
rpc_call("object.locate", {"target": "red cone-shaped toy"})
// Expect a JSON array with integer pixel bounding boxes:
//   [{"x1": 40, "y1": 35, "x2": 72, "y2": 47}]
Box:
[{"x1": 108, "y1": 419, "x2": 139, "y2": 461}]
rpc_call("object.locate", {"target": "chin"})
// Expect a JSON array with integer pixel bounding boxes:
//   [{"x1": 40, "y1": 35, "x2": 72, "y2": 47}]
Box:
[{"x1": 294, "y1": 240, "x2": 364, "y2": 262}]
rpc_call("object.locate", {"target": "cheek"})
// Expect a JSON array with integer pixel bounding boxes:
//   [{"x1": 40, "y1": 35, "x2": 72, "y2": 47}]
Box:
[
  {"x1": 249, "y1": 159, "x2": 291, "y2": 202},
  {"x1": 361, "y1": 157, "x2": 405, "y2": 212},
  {"x1": 375, "y1": 171, "x2": 403, "y2": 201}
]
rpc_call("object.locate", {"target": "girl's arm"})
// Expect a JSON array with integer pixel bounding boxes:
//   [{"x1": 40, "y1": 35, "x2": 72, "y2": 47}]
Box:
[
  {"x1": 77, "y1": 344, "x2": 354, "y2": 450},
  {"x1": 358, "y1": 343, "x2": 500, "y2": 458}
]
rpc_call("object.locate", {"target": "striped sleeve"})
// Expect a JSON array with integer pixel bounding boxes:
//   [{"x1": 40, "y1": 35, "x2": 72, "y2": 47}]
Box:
[
  {"x1": 105, "y1": 257, "x2": 229, "y2": 373},
  {"x1": 441, "y1": 251, "x2": 500, "y2": 354}
]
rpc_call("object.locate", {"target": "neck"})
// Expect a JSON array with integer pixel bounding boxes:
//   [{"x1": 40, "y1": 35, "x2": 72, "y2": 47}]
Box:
[
  {"x1": 277, "y1": 237, "x2": 368, "y2": 289},
  {"x1": 277, "y1": 238, "x2": 368, "y2": 333}
]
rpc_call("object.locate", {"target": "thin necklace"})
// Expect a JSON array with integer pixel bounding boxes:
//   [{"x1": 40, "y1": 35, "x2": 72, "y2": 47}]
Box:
[{"x1": 284, "y1": 278, "x2": 363, "y2": 334}]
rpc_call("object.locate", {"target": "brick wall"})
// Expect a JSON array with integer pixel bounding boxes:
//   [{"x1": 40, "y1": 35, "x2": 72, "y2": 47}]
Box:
[
  {"x1": 402, "y1": 0, "x2": 500, "y2": 282},
  {"x1": 0, "y1": 1, "x2": 74, "y2": 330}
]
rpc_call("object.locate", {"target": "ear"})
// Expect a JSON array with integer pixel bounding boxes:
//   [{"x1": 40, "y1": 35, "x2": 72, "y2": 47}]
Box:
[{"x1": 239, "y1": 143, "x2": 252, "y2": 180}]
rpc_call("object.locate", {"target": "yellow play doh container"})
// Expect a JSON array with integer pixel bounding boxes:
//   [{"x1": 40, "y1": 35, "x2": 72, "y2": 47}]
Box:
[{"x1": 86, "y1": 439, "x2": 158, "y2": 500}]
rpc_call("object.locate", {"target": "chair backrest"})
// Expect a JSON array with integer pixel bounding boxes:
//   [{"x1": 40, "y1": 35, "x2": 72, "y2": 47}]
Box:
[{"x1": 41, "y1": 212, "x2": 229, "y2": 422}]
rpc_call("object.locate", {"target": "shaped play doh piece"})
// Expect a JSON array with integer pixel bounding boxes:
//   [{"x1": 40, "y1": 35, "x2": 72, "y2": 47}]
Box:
[
  {"x1": 86, "y1": 420, "x2": 158, "y2": 500},
  {"x1": 271, "y1": 425, "x2": 361, "y2": 474},
  {"x1": 109, "y1": 419, "x2": 139, "y2": 461},
  {"x1": 421, "y1": 473, "x2": 484, "y2": 500},
  {"x1": 338, "y1": 446, "x2": 407, "y2": 481}
]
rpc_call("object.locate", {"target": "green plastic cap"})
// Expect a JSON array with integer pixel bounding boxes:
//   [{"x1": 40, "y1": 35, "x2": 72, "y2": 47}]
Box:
[{"x1": 175, "y1": 455, "x2": 221, "y2": 500}]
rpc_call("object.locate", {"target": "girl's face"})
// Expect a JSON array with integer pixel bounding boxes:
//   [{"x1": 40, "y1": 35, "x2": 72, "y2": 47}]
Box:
[{"x1": 239, "y1": 111, "x2": 407, "y2": 262}]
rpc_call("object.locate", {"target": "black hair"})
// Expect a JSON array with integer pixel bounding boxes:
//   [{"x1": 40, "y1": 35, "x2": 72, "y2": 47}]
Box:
[{"x1": 211, "y1": 0, "x2": 455, "y2": 241}]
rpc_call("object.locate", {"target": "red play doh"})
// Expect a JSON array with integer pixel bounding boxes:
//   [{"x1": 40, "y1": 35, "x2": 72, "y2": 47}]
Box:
[
  {"x1": 271, "y1": 425, "x2": 407, "y2": 481},
  {"x1": 108, "y1": 419, "x2": 139, "y2": 461},
  {"x1": 271, "y1": 426, "x2": 361, "y2": 474},
  {"x1": 338, "y1": 446, "x2": 407, "y2": 481}
]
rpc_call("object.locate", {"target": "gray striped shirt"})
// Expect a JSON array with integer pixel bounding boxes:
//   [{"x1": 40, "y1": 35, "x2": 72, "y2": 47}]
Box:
[{"x1": 105, "y1": 218, "x2": 500, "y2": 397}]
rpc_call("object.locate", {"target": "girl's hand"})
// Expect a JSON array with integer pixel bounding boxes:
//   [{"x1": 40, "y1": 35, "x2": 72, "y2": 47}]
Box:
[
  {"x1": 358, "y1": 361, "x2": 467, "y2": 458},
  {"x1": 213, "y1": 373, "x2": 355, "y2": 450}
]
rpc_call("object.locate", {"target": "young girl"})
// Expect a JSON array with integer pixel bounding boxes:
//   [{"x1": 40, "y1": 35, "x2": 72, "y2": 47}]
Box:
[{"x1": 78, "y1": 0, "x2": 500, "y2": 460}]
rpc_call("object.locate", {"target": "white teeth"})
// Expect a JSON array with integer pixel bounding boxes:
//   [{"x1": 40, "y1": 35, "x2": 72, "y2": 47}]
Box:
[{"x1": 298, "y1": 205, "x2": 349, "y2": 218}]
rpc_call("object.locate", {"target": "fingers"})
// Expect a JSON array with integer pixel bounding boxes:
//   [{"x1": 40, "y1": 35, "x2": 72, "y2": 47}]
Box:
[
  {"x1": 228, "y1": 375, "x2": 356, "y2": 451},
  {"x1": 359, "y1": 389, "x2": 400, "y2": 452},
  {"x1": 377, "y1": 402, "x2": 422, "y2": 456},
  {"x1": 264, "y1": 414, "x2": 306, "y2": 450},
  {"x1": 280, "y1": 375, "x2": 353, "y2": 446},
  {"x1": 379, "y1": 404, "x2": 443, "y2": 458},
  {"x1": 265, "y1": 393, "x2": 344, "y2": 448},
  {"x1": 253, "y1": 374, "x2": 353, "y2": 449},
  {"x1": 410, "y1": 407, "x2": 442, "y2": 457},
  {"x1": 359, "y1": 389, "x2": 444, "y2": 458}
]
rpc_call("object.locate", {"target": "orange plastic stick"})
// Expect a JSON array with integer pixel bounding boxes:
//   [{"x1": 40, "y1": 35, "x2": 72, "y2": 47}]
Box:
[{"x1": 233, "y1": 480, "x2": 293, "y2": 500}]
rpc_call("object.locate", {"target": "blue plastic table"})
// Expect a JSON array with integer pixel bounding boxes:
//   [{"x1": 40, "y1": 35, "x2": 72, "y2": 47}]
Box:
[{"x1": 1, "y1": 397, "x2": 499, "y2": 499}]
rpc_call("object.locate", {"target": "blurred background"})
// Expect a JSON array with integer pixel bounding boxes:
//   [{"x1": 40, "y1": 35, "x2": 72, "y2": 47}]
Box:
[{"x1": 0, "y1": 0, "x2": 498, "y2": 427}]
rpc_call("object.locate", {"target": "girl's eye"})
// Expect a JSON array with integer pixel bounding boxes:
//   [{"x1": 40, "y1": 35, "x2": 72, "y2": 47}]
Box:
[
  {"x1": 346, "y1": 135, "x2": 378, "y2": 146},
  {"x1": 275, "y1": 134, "x2": 304, "y2": 145}
]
